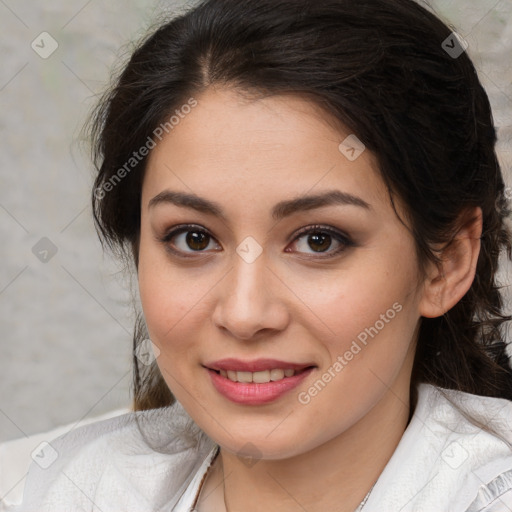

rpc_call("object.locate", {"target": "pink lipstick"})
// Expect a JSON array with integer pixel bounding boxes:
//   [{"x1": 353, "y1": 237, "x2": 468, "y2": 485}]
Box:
[{"x1": 203, "y1": 358, "x2": 315, "y2": 405}]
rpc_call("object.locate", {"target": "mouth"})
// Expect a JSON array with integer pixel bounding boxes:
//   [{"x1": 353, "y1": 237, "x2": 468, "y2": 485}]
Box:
[
  {"x1": 203, "y1": 358, "x2": 317, "y2": 405},
  {"x1": 203, "y1": 358, "x2": 316, "y2": 381},
  {"x1": 207, "y1": 366, "x2": 315, "y2": 384}
]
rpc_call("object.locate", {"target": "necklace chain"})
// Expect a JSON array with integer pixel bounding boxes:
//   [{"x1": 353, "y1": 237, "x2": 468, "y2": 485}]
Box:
[{"x1": 354, "y1": 483, "x2": 375, "y2": 511}]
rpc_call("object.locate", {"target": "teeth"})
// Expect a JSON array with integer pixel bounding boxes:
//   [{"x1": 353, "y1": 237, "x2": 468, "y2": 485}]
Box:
[
  {"x1": 219, "y1": 368, "x2": 300, "y2": 383},
  {"x1": 270, "y1": 369, "x2": 284, "y2": 381},
  {"x1": 237, "y1": 371, "x2": 253, "y2": 383},
  {"x1": 253, "y1": 370, "x2": 270, "y2": 383}
]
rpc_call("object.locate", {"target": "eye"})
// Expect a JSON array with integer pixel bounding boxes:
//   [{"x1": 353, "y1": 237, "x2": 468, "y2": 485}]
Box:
[
  {"x1": 159, "y1": 223, "x2": 354, "y2": 259},
  {"x1": 287, "y1": 225, "x2": 354, "y2": 258},
  {"x1": 160, "y1": 224, "x2": 221, "y2": 257}
]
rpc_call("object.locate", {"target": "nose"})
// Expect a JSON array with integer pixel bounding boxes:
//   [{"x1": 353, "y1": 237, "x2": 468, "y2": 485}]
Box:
[{"x1": 211, "y1": 249, "x2": 289, "y2": 341}]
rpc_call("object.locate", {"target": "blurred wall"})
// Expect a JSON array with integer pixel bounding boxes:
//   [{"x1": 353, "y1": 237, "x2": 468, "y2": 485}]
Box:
[{"x1": 1, "y1": 0, "x2": 511, "y2": 444}]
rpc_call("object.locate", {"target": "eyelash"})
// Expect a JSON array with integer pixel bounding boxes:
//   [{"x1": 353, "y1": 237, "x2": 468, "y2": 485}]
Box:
[{"x1": 159, "y1": 223, "x2": 354, "y2": 260}]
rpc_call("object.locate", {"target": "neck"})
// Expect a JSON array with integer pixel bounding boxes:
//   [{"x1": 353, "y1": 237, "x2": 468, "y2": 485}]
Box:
[{"x1": 207, "y1": 383, "x2": 412, "y2": 512}]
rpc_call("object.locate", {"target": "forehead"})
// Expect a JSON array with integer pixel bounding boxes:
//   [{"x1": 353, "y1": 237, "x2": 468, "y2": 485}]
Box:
[{"x1": 142, "y1": 87, "x2": 388, "y2": 214}]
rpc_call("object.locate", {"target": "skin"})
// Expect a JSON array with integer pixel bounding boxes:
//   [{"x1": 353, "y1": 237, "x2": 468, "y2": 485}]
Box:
[{"x1": 137, "y1": 86, "x2": 482, "y2": 512}]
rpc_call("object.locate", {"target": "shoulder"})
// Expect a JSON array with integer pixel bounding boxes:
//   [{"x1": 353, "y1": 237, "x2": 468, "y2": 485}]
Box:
[
  {"x1": 365, "y1": 383, "x2": 512, "y2": 512},
  {"x1": 0, "y1": 407, "x2": 130, "y2": 510},
  {"x1": 3, "y1": 401, "x2": 215, "y2": 512},
  {"x1": 427, "y1": 385, "x2": 512, "y2": 511}
]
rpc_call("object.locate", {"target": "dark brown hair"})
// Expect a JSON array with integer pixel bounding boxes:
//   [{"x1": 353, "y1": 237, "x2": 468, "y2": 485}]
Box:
[{"x1": 88, "y1": 0, "x2": 512, "y2": 412}]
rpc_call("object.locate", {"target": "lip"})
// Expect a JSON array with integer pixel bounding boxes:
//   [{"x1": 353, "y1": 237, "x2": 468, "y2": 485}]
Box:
[
  {"x1": 204, "y1": 360, "x2": 316, "y2": 405},
  {"x1": 203, "y1": 358, "x2": 315, "y2": 372}
]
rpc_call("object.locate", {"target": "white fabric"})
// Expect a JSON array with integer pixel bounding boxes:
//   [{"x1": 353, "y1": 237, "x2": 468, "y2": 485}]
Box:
[
  {"x1": 174, "y1": 444, "x2": 219, "y2": 512},
  {"x1": 0, "y1": 408, "x2": 131, "y2": 508},
  {"x1": 363, "y1": 386, "x2": 512, "y2": 511},
  {"x1": 1, "y1": 384, "x2": 511, "y2": 512}
]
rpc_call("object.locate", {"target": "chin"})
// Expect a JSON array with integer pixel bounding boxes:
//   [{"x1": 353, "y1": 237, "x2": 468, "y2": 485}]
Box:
[{"x1": 209, "y1": 426, "x2": 312, "y2": 461}]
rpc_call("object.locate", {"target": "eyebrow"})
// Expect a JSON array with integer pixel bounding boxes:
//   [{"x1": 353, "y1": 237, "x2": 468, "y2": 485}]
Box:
[{"x1": 148, "y1": 189, "x2": 371, "y2": 221}]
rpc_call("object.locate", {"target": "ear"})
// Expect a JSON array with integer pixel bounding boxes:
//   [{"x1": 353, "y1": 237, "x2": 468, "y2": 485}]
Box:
[{"x1": 419, "y1": 207, "x2": 483, "y2": 318}]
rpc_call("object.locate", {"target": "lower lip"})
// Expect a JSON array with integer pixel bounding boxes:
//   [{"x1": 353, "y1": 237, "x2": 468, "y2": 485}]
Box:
[{"x1": 206, "y1": 367, "x2": 315, "y2": 405}]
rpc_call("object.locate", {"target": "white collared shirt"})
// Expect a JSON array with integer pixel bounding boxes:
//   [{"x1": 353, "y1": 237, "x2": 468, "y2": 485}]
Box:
[{"x1": 2, "y1": 383, "x2": 512, "y2": 512}]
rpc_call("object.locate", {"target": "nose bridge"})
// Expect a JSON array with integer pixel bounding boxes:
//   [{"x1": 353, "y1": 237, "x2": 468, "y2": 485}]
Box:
[
  {"x1": 231, "y1": 245, "x2": 271, "y2": 317},
  {"x1": 233, "y1": 243, "x2": 268, "y2": 299},
  {"x1": 230, "y1": 233, "x2": 268, "y2": 296},
  {"x1": 212, "y1": 239, "x2": 288, "y2": 339}
]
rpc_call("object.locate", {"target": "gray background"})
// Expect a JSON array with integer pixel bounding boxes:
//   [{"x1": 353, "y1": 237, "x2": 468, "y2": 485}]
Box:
[{"x1": 1, "y1": 0, "x2": 512, "y2": 444}]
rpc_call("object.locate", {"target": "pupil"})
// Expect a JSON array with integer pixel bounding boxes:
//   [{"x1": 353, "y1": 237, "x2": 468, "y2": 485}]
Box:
[
  {"x1": 187, "y1": 231, "x2": 209, "y2": 250},
  {"x1": 309, "y1": 233, "x2": 331, "y2": 252}
]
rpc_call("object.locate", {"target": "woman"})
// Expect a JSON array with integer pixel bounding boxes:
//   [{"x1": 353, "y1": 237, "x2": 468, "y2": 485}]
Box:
[{"x1": 8, "y1": 0, "x2": 512, "y2": 510}]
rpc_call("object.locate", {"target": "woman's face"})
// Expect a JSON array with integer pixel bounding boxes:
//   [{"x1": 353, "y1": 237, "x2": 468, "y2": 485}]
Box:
[{"x1": 138, "y1": 86, "x2": 425, "y2": 459}]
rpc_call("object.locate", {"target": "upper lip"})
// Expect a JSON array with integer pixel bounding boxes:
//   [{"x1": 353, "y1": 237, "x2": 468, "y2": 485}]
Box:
[{"x1": 203, "y1": 358, "x2": 316, "y2": 372}]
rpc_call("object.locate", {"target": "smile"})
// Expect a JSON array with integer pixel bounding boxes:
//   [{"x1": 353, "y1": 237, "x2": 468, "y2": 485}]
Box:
[
  {"x1": 203, "y1": 358, "x2": 316, "y2": 405},
  {"x1": 218, "y1": 368, "x2": 303, "y2": 383}
]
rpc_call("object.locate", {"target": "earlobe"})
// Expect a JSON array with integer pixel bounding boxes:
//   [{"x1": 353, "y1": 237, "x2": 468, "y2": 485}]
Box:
[{"x1": 419, "y1": 207, "x2": 483, "y2": 319}]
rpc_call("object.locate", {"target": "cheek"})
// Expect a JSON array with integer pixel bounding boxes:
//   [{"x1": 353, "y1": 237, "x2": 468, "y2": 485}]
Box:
[
  {"x1": 139, "y1": 270, "x2": 195, "y2": 355},
  {"x1": 285, "y1": 245, "x2": 418, "y2": 342},
  {"x1": 137, "y1": 233, "x2": 217, "y2": 358},
  {"x1": 137, "y1": 256, "x2": 202, "y2": 395},
  {"x1": 286, "y1": 250, "x2": 420, "y2": 405},
  {"x1": 137, "y1": 231, "x2": 187, "y2": 348}
]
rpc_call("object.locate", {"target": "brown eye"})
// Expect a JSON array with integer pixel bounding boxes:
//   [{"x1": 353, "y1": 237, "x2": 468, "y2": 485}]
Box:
[
  {"x1": 306, "y1": 232, "x2": 332, "y2": 253},
  {"x1": 288, "y1": 225, "x2": 354, "y2": 258},
  {"x1": 161, "y1": 224, "x2": 221, "y2": 256},
  {"x1": 185, "y1": 231, "x2": 210, "y2": 251}
]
